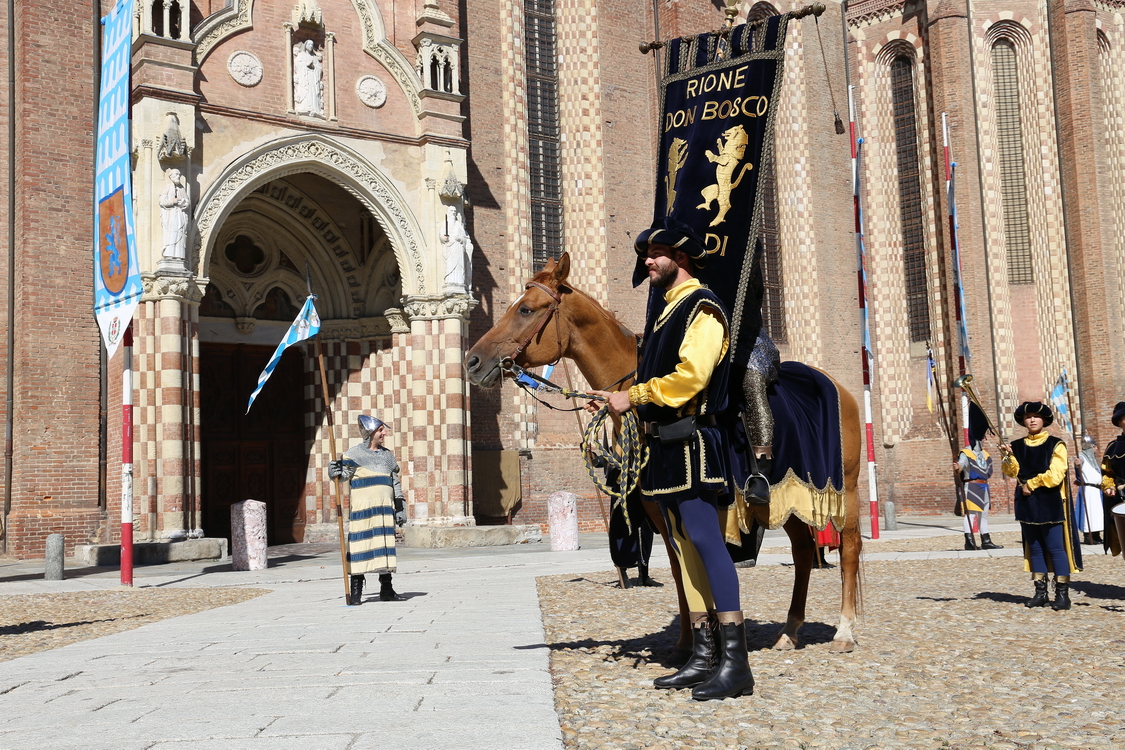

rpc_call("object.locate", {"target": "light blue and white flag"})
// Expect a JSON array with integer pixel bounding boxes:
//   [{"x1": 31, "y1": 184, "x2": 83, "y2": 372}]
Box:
[
  {"x1": 246, "y1": 296, "x2": 321, "y2": 413},
  {"x1": 1049, "y1": 369, "x2": 1073, "y2": 434},
  {"x1": 93, "y1": 0, "x2": 143, "y2": 359}
]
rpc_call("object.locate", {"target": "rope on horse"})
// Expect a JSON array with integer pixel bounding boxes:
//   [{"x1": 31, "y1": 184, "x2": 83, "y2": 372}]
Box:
[{"x1": 580, "y1": 404, "x2": 649, "y2": 532}]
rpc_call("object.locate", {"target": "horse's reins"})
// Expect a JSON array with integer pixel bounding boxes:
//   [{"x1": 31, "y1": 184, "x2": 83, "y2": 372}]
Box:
[{"x1": 498, "y1": 280, "x2": 648, "y2": 516}]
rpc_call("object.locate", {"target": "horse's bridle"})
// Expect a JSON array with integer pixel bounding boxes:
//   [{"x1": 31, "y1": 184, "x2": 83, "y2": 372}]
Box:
[{"x1": 509, "y1": 280, "x2": 565, "y2": 363}]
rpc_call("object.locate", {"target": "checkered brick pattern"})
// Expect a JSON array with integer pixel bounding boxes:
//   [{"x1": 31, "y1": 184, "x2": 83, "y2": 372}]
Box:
[
  {"x1": 851, "y1": 33, "x2": 937, "y2": 445},
  {"x1": 972, "y1": 11, "x2": 1077, "y2": 429},
  {"x1": 556, "y1": 0, "x2": 610, "y2": 306},
  {"x1": 773, "y1": 13, "x2": 822, "y2": 361},
  {"x1": 1101, "y1": 23, "x2": 1125, "y2": 365},
  {"x1": 303, "y1": 314, "x2": 472, "y2": 529},
  {"x1": 129, "y1": 296, "x2": 203, "y2": 540}
]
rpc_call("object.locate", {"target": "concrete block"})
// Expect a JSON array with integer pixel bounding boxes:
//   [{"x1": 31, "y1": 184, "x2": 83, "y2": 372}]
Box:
[
  {"x1": 44, "y1": 533, "x2": 65, "y2": 580},
  {"x1": 547, "y1": 491, "x2": 579, "y2": 551},
  {"x1": 400, "y1": 525, "x2": 542, "y2": 549},
  {"x1": 76, "y1": 538, "x2": 228, "y2": 567},
  {"x1": 231, "y1": 499, "x2": 268, "y2": 571}
]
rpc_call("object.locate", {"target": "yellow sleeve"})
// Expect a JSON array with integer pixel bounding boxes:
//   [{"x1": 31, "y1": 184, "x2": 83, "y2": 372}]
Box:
[
  {"x1": 1101, "y1": 458, "x2": 1116, "y2": 492},
  {"x1": 639, "y1": 307, "x2": 729, "y2": 410},
  {"x1": 1025, "y1": 442, "x2": 1068, "y2": 491},
  {"x1": 1001, "y1": 453, "x2": 1020, "y2": 478}
]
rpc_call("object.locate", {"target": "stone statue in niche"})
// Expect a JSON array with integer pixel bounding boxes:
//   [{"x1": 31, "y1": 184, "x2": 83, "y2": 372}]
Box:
[
  {"x1": 441, "y1": 204, "x2": 473, "y2": 292},
  {"x1": 293, "y1": 39, "x2": 324, "y2": 116},
  {"x1": 159, "y1": 168, "x2": 190, "y2": 263}
]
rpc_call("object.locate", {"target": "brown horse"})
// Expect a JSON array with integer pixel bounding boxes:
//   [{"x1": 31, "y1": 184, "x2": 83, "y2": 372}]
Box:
[{"x1": 464, "y1": 253, "x2": 863, "y2": 653}]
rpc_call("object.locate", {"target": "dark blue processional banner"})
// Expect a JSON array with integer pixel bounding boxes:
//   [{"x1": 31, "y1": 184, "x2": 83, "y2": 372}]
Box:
[{"x1": 635, "y1": 14, "x2": 790, "y2": 371}]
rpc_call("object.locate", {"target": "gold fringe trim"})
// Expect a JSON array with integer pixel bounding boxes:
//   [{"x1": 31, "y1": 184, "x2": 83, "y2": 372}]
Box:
[
  {"x1": 719, "y1": 491, "x2": 754, "y2": 546},
  {"x1": 746, "y1": 468, "x2": 847, "y2": 532}
]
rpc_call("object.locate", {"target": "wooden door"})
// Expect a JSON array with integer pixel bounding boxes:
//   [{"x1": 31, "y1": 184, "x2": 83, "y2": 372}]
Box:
[{"x1": 200, "y1": 343, "x2": 307, "y2": 544}]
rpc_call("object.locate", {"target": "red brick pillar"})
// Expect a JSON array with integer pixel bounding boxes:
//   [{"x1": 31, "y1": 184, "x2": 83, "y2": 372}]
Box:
[{"x1": 1048, "y1": 0, "x2": 1124, "y2": 445}]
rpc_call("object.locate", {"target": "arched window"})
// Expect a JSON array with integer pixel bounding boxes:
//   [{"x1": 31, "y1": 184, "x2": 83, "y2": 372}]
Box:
[
  {"x1": 890, "y1": 54, "x2": 930, "y2": 342},
  {"x1": 199, "y1": 283, "x2": 236, "y2": 318},
  {"x1": 992, "y1": 38, "x2": 1034, "y2": 284},
  {"x1": 253, "y1": 288, "x2": 297, "y2": 321},
  {"x1": 525, "y1": 0, "x2": 563, "y2": 270}
]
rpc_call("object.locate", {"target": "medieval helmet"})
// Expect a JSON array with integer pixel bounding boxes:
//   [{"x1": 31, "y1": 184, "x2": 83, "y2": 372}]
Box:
[{"x1": 358, "y1": 414, "x2": 387, "y2": 440}]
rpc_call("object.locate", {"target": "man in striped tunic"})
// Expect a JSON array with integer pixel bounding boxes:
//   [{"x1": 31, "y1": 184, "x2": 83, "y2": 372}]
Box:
[{"x1": 330, "y1": 415, "x2": 406, "y2": 604}]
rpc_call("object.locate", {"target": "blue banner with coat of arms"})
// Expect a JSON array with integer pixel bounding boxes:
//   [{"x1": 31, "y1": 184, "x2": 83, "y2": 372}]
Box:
[
  {"x1": 635, "y1": 14, "x2": 790, "y2": 371},
  {"x1": 94, "y1": 0, "x2": 143, "y2": 359}
]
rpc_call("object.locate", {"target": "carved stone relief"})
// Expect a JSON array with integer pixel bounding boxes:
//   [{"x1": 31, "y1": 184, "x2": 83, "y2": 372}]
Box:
[
  {"x1": 228, "y1": 51, "x2": 264, "y2": 87},
  {"x1": 356, "y1": 75, "x2": 388, "y2": 108},
  {"x1": 194, "y1": 137, "x2": 427, "y2": 294}
]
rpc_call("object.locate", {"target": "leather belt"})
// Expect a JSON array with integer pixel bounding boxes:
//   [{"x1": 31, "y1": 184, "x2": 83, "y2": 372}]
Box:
[
  {"x1": 643, "y1": 414, "x2": 717, "y2": 437},
  {"x1": 967, "y1": 479, "x2": 988, "y2": 484}
]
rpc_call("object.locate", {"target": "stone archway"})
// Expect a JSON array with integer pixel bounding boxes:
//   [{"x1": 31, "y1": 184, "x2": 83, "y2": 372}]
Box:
[{"x1": 193, "y1": 135, "x2": 430, "y2": 297}]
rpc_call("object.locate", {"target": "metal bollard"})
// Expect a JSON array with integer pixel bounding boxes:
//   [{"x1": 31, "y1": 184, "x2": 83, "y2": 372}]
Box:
[{"x1": 44, "y1": 533, "x2": 65, "y2": 580}]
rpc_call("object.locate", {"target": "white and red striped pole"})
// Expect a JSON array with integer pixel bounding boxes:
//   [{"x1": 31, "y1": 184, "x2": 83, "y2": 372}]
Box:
[
  {"x1": 850, "y1": 85, "x2": 879, "y2": 540},
  {"x1": 121, "y1": 322, "x2": 134, "y2": 586}
]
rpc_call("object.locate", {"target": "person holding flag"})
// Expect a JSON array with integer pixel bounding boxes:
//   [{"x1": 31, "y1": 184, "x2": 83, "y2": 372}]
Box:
[
  {"x1": 999, "y1": 402, "x2": 1082, "y2": 610},
  {"x1": 953, "y1": 401, "x2": 1002, "y2": 551},
  {"x1": 329, "y1": 415, "x2": 407, "y2": 604}
]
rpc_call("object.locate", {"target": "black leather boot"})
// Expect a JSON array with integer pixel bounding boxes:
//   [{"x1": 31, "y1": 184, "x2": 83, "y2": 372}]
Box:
[
  {"x1": 1025, "y1": 576, "x2": 1049, "y2": 608},
  {"x1": 1092, "y1": 531, "x2": 1103, "y2": 545},
  {"x1": 349, "y1": 575, "x2": 364, "y2": 605},
  {"x1": 637, "y1": 563, "x2": 662, "y2": 587},
  {"x1": 691, "y1": 614, "x2": 754, "y2": 701},
  {"x1": 980, "y1": 534, "x2": 1003, "y2": 550},
  {"x1": 964, "y1": 533, "x2": 978, "y2": 551},
  {"x1": 379, "y1": 573, "x2": 402, "y2": 601},
  {"x1": 654, "y1": 614, "x2": 715, "y2": 689},
  {"x1": 1051, "y1": 577, "x2": 1072, "y2": 611}
]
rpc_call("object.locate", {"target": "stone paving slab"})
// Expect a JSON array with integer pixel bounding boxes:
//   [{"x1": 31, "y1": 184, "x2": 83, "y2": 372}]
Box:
[{"x1": 0, "y1": 515, "x2": 1118, "y2": 750}]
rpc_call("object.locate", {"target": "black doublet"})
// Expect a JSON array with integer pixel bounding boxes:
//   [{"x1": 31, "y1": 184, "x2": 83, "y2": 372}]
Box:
[
  {"x1": 1102, "y1": 436, "x2": 1125, "y2": 484},
  {"x1": 636, "y1": 286, "x2": 732, "y2": 503},
  {"x1": 1011, "y1": 435, "x2": 1065, "y2": 524}
]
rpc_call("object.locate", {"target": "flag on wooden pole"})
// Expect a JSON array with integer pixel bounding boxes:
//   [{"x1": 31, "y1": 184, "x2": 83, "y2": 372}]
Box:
[{"x1": 246, "y1": 296, "x2": 321, "y2": 413}]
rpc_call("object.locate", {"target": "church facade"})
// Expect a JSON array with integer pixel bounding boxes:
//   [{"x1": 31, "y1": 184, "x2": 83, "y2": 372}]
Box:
[{"x1": 1, "y1": 0, "x2": 1123, "y2": 556}]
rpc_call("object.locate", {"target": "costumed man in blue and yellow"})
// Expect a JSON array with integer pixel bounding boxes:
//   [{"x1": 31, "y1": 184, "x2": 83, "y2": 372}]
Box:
[
  {"x1": 954, "y1": 401, "x2": 1003, "y2": 551},
  {"x1": 329, "y1": 415, "x2": 408, "y2": 605},
  {"x1": 1097, "y1": 401, "x2": 1125, "y2": 559},
  {"x1": 588, "y1": 218, "x2": 751, "y2": 702},
  {"x1": 998, "y1": 402, "x2": 1082, "y2": 611}
]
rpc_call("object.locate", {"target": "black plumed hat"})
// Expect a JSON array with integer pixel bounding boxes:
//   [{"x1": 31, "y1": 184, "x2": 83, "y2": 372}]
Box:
[{"x1": 1014, "y1": 401, "x2": 1054, "y2": 427}]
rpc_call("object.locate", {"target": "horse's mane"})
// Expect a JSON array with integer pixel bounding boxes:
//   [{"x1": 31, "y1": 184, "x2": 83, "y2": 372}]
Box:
[{"x1": 531, "y1": 267, "x2": 636, "y2": 339}]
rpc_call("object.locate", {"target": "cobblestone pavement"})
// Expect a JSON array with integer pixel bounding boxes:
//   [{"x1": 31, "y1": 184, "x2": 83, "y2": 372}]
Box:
[
  {"x1": 0, "y1": 588, "x2": 267, "y2": 663},
  {"x1": 539, "y1": 549, "x2": 1125, "y2": 750}
]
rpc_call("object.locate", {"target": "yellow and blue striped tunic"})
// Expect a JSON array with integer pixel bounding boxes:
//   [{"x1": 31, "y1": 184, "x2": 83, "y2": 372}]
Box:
[{"x1": 343, "y1": 445, "x2": 402, "y2": 575}]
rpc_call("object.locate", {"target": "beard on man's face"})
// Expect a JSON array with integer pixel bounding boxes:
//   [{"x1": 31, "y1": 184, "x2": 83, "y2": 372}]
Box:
[{"x1": 649, "y1": 259, "x2": 679, "y2": 289}]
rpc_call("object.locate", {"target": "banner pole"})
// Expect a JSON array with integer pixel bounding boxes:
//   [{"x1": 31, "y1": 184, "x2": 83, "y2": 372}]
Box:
[
  {"x1": 121, "y1": 322, "x2": 133, "y2": 586},
  {"x1": 850, "y1": 84, "x2": 879, "y2": 540},
  {"x1": 315, "y1": 338, "x2": 354, "y2": 605}
]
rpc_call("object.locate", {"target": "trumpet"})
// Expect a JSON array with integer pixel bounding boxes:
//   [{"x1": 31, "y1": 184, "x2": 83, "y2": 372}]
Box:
[{"x1": 953, "y1": 373, "x2": 1005, "y2": 445}]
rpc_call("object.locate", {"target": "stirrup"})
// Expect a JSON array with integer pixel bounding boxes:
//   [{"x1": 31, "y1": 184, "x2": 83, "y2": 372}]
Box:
[{"x1": 743, "y1": 473, "x2": 771, "y2": 505}]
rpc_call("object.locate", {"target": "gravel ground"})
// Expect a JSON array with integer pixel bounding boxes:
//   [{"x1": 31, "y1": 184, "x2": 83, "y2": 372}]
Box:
[
  {"x1": 768, "y1": 530, "x2": 1024, "y2": 558},
  {"x1": 0, "y1": 588, "x2": 267, "y2": 663},
  {"x1": 539, "y1": 548, "x2": 1125, "y2": 750}
]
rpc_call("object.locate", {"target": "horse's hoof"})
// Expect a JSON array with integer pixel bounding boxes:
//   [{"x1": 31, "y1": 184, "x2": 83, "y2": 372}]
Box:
[
  {"x1": 829, "y1": 639, "x2": 856, "y2": 653},
  {"x1": 771, "y1": 634, "x2": 798, "y2": 651}
]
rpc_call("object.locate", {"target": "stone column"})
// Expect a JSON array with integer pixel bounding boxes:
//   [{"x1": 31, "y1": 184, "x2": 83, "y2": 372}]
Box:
[
  {"x1": 402, "y1": 293, "x2": 477, "y2": 525},
  {"x1": 141, "y1": 273, "x2": 205, "y2": 539}
]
